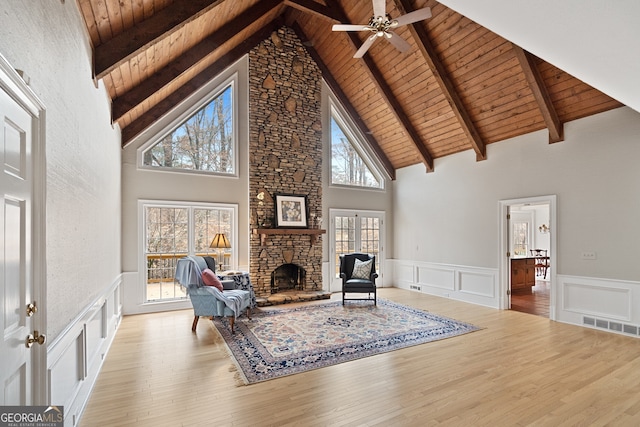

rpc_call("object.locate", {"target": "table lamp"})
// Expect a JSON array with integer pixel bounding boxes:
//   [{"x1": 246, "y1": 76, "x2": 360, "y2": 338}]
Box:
[{"x1": 210, "y1": 233, "x2": 231, "y2": 269}]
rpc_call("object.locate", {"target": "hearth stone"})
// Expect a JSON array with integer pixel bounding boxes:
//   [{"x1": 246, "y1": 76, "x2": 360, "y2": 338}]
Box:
[{"x1": 256, "y1": 290, "x2": 332, "y2": 307}]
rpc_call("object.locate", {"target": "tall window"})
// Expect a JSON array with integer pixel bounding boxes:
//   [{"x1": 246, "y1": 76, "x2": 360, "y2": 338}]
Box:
[
  {"x1": 143, "y1": 202, "x2": 236, "y2": 302},
  {"x1": 330, "y1": 105, "x2": 383, "y2": 189},
  {"x1": 142, "y1": 84, "x2": 235, "y2": 174}
]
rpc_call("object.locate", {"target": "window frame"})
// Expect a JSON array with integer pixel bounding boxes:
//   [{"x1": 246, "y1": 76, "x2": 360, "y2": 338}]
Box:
[
  {"x1": 327, "y1": 93, "x2": 386, "y2": 190},
  {"x1": 137, "y1": 74, "x2": 239, "y2": 178},
  {"x1": 139, "y1": 199, "x2": 239, "y2": 304}
]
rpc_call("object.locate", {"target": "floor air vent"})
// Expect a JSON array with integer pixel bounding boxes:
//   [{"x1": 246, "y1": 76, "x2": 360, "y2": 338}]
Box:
[
  {"x1": 583, "y1": 316, "x2": 639, "y2": 337},
  {"x1": 409, "y1": 285, "x2": 421, "y2": 291}
]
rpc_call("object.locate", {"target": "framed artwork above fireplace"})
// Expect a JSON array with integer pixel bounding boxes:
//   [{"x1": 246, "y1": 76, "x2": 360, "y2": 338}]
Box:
[{"x1": 275, "y1": 194, "x2": 308, "y2": 228}]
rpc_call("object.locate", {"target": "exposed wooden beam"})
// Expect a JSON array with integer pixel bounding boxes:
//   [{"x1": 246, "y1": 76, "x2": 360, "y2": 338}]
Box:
[
  {"x1": 112, "y1": 0, "x2": 282, "y2": 122},
  {"x1": 121, "y1": 23, "x2": 280, "y2": 147},
  {"x1": 512, "y1": 44, "x2": 564, "y2": 143},
  {"x1": 94, "y1": 0, "x2": 226, "y2": 80},
  {"x1": 291, "y1": 23, "x2": 396, "y2": 181},
  {"x1": 283, "y1": 0, "x2": 341, "y2": 21},
  {"x1": 325, "y1": 0, "x2": 434, "y2": 172},
  {"x1": 394, "y1": 0, "x2": 486, "y2": 162}
]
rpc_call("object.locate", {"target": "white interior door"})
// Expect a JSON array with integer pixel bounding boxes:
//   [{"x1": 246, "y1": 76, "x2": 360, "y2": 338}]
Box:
[
  {"x1": 0, "y1": 77, "x2": 37, "y2": 404},
  {"x1": 329, "y1": 209, "x2": 384, "y2": 292}
]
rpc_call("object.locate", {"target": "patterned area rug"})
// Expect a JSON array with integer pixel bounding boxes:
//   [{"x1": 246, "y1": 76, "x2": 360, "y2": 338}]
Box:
[{"x1": 213, "y1": 299, "x2": 480, "y2": 385}]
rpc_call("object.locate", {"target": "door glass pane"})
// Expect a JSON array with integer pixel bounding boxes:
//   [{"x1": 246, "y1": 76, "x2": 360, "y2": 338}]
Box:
[
  {"x1": 360, "y1": 216, "x2": 380, "y2": 271},
  {"x1": 334, "y1": 216, "x2": 355, "y2": 276}
]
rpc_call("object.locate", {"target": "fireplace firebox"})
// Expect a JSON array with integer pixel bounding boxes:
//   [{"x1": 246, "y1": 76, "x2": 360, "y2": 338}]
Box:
[{"x1": 271, "y1": 264, "x2": 306, "y2": 293}]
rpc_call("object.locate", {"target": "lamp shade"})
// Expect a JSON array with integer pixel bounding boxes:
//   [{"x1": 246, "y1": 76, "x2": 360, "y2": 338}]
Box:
[{"x1": 210, "y1": 233, "x2": 231, "y2": 249}]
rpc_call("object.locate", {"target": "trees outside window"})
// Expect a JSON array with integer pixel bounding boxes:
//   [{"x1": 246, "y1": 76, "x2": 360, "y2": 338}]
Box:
[
  {"x1": 330, "y1": 106, "x2": 383, "y2": 189},
  {"x1": 142, "y1": 85, "x2": 234, "y2": 174}
]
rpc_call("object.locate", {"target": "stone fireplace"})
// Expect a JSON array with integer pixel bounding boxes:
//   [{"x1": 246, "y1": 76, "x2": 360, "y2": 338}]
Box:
[{"x1": 248, "y1": 26, "x2": 326, "y2": 304}]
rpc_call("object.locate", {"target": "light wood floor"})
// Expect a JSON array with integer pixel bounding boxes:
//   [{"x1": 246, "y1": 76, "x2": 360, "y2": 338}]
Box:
[{"x1": 81, "y1": 288, "x2": 640, "y2": 426}]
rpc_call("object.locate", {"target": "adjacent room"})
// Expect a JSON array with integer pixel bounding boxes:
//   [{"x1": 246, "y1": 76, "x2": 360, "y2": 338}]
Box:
[{"x1": 1, "y1": 1, "x2": 639, "y2": 425}]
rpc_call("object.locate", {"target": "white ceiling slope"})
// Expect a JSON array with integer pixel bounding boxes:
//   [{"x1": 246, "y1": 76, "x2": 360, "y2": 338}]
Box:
[{"x1": 438, "y1": 0, "x2": 640, "y2": 113}]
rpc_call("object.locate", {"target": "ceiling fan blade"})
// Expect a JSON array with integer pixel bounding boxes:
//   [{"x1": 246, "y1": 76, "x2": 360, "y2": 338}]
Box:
[
  {"x1": 387, "y1": 32, "x2": 411, "y2": 52},
  {"x1": 332, "y1": 24, "x2": 369, "y2": 32},
  {"x1": 372, "y1": 0, "x2": 386, "y2": 18},
  {"x1": 392, "y1": 7, "x2": 432, "y2": 27},
  {"x1": 354, "y1": 35, "x2": 377, "y2": 58}
]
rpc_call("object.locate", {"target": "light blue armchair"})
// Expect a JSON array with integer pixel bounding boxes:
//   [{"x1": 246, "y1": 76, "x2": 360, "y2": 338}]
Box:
[{"x1": 175, "y1": 256, "x2": 251, "y2": 333}]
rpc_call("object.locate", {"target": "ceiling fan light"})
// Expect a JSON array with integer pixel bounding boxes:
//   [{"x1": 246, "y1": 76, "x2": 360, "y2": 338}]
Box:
[
  {"x1": 384, "y1": 32, "x2": 392, "y2": 39},
  {"x1": 390, "y1": 19, "x2": 399, "y2": 27},
  {"x1": 376, "y1": 30, "x2": 385, "y2": 37}
]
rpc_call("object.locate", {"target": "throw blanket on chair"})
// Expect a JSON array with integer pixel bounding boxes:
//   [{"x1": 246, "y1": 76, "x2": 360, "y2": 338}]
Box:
[
  {"x1": 202, "y1": 287, "x2": 246, "y2": 319},
  {"x1": 175, "y1": 256, "x2": 205, "y2": 287}
]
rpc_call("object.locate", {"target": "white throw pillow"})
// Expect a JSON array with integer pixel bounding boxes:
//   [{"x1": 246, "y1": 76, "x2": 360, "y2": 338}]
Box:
[{"x1": 351, "y1": 258, "x2": 373, "y2": 279}]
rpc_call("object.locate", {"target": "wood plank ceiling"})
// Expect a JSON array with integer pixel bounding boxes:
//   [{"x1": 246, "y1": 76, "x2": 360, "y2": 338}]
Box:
[{"x1": 77, "y1": 0, "x2": 622, "y2": 177}]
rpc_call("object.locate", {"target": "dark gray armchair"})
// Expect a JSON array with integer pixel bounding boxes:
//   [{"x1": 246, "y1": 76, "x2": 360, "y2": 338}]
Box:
[{"x1": 339, "y1": 253, "x2": 378, "y2": 305}]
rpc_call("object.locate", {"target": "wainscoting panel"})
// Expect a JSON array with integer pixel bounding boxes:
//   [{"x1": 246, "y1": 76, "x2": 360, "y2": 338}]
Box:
[
  {"x1": 395, "y1": 263, "x2": 416, "y2": 288},
  {"x1": 48, "y1": 330, "x2": 83, "y2": 412},
  {"x1": 392, "y1": 260, "x2": 499, "y2": 308},
  {"x1": 417, "y1": 266, "x2": 455, "y2": 291},
  {"x1": 47, "y1": 276, "x2": 122, "y2": 427},
  {"x1": 557, "y1": 275, "x2": 640, "y2": 337},
  {"x1": 563, "y1": 282, "x2": 630, "y2": 320},
  {"x1": 458, "y1": 270, "x2": 495, "y2": 298}
]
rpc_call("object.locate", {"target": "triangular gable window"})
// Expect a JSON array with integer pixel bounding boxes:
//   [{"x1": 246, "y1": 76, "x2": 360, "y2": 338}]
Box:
[
  {"x1": 142, "y1": 84, "x2": 235, "y2": 174},
  {"x1": 330, "y1": 105, "x2": 383, "y2": 189}
]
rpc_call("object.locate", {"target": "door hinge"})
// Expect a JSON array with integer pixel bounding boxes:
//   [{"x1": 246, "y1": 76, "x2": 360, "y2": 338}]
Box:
[
  {"x1": 507, "y1": 213, "x2": 511, "y2": 220},
  {"x1": 506, "y1": 251, "x2": 511, "y2": 258},
  {"x1": 507, "y1": 289, "x2": 511, "y2": 296}
]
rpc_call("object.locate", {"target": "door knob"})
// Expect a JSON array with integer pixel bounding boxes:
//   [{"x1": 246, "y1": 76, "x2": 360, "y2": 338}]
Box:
[{"x1": 26, "y1": 331, "x2": 46, "y2": 348}]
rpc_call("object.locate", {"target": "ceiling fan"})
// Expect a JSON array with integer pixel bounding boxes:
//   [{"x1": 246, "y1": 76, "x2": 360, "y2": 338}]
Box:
[{"x1": 332, "y1": 0, "x2": 432, "y2": 58}]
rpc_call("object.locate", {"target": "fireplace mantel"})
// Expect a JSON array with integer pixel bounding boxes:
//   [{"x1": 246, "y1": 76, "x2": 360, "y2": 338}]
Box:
[{"x1": 254, "y1": 228, "x2": 326, "y2": 247}]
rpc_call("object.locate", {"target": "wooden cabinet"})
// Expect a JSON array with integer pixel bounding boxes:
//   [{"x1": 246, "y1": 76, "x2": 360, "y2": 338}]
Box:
[{"x1": 511, "y1": 258, "x2": 536, "y2": 293}]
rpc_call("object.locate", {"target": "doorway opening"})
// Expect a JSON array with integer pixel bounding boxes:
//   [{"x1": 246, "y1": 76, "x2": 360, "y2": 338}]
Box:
[{"x1": 499, "y1": 195, "x2": 556, "y2": 320}]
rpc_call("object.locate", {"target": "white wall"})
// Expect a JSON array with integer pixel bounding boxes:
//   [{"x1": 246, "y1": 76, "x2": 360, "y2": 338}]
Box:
[
  {"x1": 394, "y1": 107, "x2": 640, "y2": 280},
  {"x1": 120, "y1": 57, "x2": 250, "y2": 314},
  {"x1": 0, "y1": 1, "x2": 122, "y2": 421},
  {"x1": 0, "y1": 2, "x2": 121, "y2": 344},
  {"x1": 393, "y1": 107, "x2": 640, "y2": 330}
]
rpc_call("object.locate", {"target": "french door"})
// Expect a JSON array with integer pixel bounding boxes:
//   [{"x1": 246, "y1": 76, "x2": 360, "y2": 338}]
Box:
[{"x1": 329, "y1": 209, "x2": 385, "y2": 292}]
